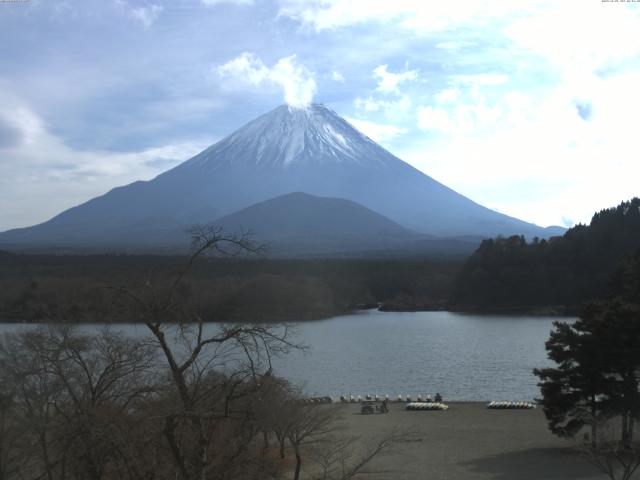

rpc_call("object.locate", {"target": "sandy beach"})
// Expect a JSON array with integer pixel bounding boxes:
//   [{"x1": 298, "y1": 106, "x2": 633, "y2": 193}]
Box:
[{"x1": 328, "y1": 402, "x2": 608, "y2": 480}]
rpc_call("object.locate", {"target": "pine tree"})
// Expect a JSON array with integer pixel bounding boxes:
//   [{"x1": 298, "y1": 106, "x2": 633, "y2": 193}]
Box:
[{"x1": 535, "y1": 298, "x2": 640, "y2": 446}]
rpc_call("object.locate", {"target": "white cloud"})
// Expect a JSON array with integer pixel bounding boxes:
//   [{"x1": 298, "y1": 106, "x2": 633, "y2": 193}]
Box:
[
  {"x1": 115, "y1": 1, "x2": 163, "y2": 29},
  {"x1": 5, "y1": 0, "x2": 638, "y2": 233},
  {"x1": 373, "y1": 64, "x2": 418, "y2": 94},
  {"x1": 417, "y1": 92, "x2": 501, "y2": 135},
  {"x1": 216, "y1": 53, "x2": 317, "y2": 108},
  {"x1": 451, "y1": 74, "x2": 509, "y2": 86},
  {"x1": 434, "y1": 87, "x2": 460, "y2": 104},
  {"x1": 269, "y1": 57, "x2": 317, "y2": 107},
  {"x1": 277, "y1": 0, "x2": 535, "y2": 32},
  {"x1": 331, "y1": 70, "x2": 345, "y2": 83},
  {"x1": 561, "y1": 216, "x2": 574, "y2": 228},
  {"x1": 354, "y1": 64, "x2": 416, "y2": 120},
  {"x1": 278, "y1": 0, "x2": 640, "y2": 80},
  {"x1": 406, "y1": 69, "x2": 640, "y2": 227},
  {"x1": 0, "y1": 94, "x2": 209, "y2": 230},
  {"x1": 354, "y1": 94, "x2": 412, "y2": 119},
  {"x1": 130, "y1": 5, "x2": 163, "y2": 29},
  {"x1": 435, "y1": 40, "x2": 476, "y2": 51},
  {"x1": 217, "y1": 52, "x2": 270, "y2": 84},
  {"x1": 344, "y1": 117, "x2": 406, "y2": 143},
  {"x1": 505, "y1": 2, "x2": 640, "y2": 73},
  {"x1": 416, "y1": 106, "x2": 453, "y2": 133}
]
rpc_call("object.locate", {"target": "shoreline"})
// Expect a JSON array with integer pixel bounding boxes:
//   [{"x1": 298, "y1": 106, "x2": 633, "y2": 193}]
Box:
[
  {"x1": 327, "y1": 402, "x2": 605, "y2": 479},
  {"x1": 378, "y1": 303, "x2": 581, "y2": 317},
  {"x1": 0, "y1": 305, "x2": 579, "y2": 325}
]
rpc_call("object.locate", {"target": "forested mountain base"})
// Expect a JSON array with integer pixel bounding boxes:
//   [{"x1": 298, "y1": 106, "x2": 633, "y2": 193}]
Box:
[
  {"x1": 454, "y1": 198, "x2": 640, "y2": 313},
  {"x1": 0, "y1": 253, "x2": 460, "y2": 323},
  {"x1": 3, "y1": 199, "x2": 637, "y2": 322}
]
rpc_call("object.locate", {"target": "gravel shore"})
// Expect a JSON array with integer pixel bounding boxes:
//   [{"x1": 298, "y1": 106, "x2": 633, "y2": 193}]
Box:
[{"x1": 332, "y1": 402, "x2": 607, "y2": 480}]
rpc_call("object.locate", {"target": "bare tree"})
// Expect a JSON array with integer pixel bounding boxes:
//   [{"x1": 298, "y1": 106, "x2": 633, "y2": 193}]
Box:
[
  {"x1": 310, "y1": 428, "x2": 416, "y2": 480},
  {"x1": 0, "y1": 326, "x2": 160, "y2": 480},
  {"x1": 0, "y1": 387, "x2": 24, "y2": 480},
  {"x1": 0, "y1": 328, "x2": 66, "y2": 480},
  {"x1": 0, "y1": 225, "x2": 406, "y2": 480},
  {"x1": 284, "y1": 403, "x2": 341, "y2": 480},
  {"x1": 580, "y1": 419, "x2": 640, "y2": 480},
  {"x1": 111, "y1": 225, "x2": 300, "y2": 480}
]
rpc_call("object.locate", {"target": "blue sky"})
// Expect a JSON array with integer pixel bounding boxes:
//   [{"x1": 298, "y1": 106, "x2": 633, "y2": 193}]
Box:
[{"x1": 1, "y1": 0, "x2": 639, "y2": 231}]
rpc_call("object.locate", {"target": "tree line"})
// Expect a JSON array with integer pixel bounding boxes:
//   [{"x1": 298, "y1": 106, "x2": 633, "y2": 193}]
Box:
[
  {"x1": 454, "y1": 198, "x2": 640, "y2": 313},
  {"x1": 0, "y1": 251, "x2": 460, "y2": 324},
  {"x1": 0, "y1": 227, "x2": 407, "y2": 480},
  {"x1": 535, "y1": 249, "x2": 640, "y2": 480}
]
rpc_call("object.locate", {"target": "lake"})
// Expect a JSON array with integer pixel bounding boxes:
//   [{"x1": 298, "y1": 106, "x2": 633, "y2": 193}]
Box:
[{"x1": 0, "y1": 310, "x2": 570, "y2": 401}]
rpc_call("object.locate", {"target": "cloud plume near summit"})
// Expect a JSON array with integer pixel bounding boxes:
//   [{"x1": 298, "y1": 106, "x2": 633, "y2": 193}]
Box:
[
  {"x1": 2, "y1": 0, "x2": 640, "y2": 231},
  {"x1": 216, "y1": 53, "x2": 316, "y2": 108}
]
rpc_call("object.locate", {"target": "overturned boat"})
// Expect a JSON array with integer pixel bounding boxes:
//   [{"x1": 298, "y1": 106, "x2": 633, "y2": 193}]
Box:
[
  {"x1": 486, "y1": 401, "x2": 535, "y2": 409},
  {"x1": 406, "y1": 402, "x2": 449, "y2": 411}
]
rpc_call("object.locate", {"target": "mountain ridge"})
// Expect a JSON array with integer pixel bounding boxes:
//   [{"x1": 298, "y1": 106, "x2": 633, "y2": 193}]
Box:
[
  {"x1": 212, "y1": 191, "x2": 435, "y2": 256},
  {"x1": 0, "y1": 103, "x2": 564, "y2": 252},
  {"x1": 215, "y1": 191, "x2": 415, "y2": 238}
]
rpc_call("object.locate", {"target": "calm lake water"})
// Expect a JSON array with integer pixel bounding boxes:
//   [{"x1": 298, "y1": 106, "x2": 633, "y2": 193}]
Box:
[{"x1": 0, "y1": 310, "x2": 571, "y2": 401}]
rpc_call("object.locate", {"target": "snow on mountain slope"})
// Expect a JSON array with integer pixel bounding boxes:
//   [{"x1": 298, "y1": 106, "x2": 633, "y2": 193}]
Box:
[
  {"x1": 187, "y1": 104, "x2": 392, "y2": 170},
  {"x1": 0, "y1": 103, "x2": 562, "y2": 250}
]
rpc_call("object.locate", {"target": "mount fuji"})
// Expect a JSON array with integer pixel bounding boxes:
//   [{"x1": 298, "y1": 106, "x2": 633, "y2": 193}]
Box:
[{"x1": 0, "y1": 104, "x2": 563, "y2": 254}]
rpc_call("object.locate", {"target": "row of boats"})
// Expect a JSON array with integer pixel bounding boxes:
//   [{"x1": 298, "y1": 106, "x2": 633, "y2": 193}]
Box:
[
  {"x1": 405, "y1": 401, "x2": 536, "y2": 411},
  {"x1": 406, "y1": 402, "x2": 449, "y2": 411},
  {"x1": 338, "y1": 396, "x2": 537, "y2": 409},
  {"x1": 486, "y1": 401, "x2": 536, "y2": 409},
  {"x1": 340, "y1": 394, "x2": 442, "y2": 403}
]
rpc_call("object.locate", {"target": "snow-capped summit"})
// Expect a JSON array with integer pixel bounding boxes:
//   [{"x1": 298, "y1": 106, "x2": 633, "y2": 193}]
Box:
[
  {"x1": 186, "y1": 104, "x2": 392, "y2": 171},
  {"x1": 0, "y1": 104, "x2": 564, "y2": 251}
]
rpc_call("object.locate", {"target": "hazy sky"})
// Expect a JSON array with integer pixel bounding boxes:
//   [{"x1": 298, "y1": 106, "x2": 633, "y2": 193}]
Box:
[{"x1": 1, "y1": 0, "x2": 639, "y2": 231}]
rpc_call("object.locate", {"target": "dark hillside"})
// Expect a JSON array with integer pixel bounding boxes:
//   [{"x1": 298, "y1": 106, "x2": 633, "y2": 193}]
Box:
[
  {"x1": 0, "y1": 254, "x2": 461, "y2": 323},
  {"x1": 453, "y1": 198, "x2": 640, "y2": 313}
]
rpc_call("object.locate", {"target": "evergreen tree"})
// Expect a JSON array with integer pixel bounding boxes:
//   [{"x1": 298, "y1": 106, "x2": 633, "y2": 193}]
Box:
[
  {"x1": 534, "y1": 313, "x2": 615, "y2": 446},
  {"x1": 455, "y1": 198, "x2": 640, "y2": 312},
  {"x1": 535, "y1": 293, "x2": 640, "y2": 446}
]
